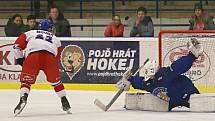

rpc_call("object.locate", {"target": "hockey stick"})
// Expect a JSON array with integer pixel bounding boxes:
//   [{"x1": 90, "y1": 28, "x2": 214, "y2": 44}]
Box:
[{"x1": 94, "y1": 58, "x2": 149, "y2": 111}]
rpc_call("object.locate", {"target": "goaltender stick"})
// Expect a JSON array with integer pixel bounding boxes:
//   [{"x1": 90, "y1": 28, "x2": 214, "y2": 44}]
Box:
[
  {"x1": 13, "y1": 19, "x2": 71, "y2": 116},
  {"x1": 116, "y1": 38, "x2": 203, "y2": 111}
]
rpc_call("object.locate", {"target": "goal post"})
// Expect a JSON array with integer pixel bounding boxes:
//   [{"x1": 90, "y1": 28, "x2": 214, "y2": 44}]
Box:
[{"x1": 158, "y1": 30, "x2": 215, "y2": 93}]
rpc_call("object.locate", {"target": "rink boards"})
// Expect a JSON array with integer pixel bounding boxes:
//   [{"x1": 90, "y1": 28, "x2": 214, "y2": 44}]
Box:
[{"x1": 0, "y1": 37, "x2": 214, "y2": 93}]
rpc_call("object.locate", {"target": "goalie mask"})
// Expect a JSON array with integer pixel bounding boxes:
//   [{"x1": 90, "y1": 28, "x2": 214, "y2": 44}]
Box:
[{"x1": 142, "y1": 60, "x2": 159, "y2": 81}]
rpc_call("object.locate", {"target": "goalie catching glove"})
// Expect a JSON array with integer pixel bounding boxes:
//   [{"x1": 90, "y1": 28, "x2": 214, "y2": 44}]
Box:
[
  {"x1": 187, "y1": 38, "x2": 204, "y2": 58},
  {"x1": 116, "y1": 68, "x2": 132, "y2": 91}
]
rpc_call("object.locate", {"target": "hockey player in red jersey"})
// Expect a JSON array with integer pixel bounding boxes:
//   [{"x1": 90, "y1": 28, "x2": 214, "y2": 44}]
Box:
[{"x1": 13, "y1": 19, "x2": 71, "y2": 116}]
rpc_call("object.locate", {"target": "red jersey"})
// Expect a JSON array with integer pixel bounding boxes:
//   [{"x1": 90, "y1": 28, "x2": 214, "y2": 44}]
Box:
[
  {"x1": 104, "y1": 23, "x2": 124, "y2": 37},
  {"x1": 14, "y1": 30, "x2": 61, "y2": 59}
]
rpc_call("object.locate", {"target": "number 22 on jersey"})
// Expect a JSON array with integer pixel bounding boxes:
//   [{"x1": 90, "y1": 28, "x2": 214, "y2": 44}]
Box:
[{"x1": 35, "y1": 34, "x2": 53, "y2": 43}]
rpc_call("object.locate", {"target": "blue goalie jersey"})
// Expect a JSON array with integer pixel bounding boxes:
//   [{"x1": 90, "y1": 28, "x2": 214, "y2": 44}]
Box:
[{"x1": 129, "y1": 53, "x2": 200, "y2": 110}]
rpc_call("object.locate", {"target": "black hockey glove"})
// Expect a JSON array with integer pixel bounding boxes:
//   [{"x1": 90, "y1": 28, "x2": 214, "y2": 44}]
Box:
[{"x1": 16, "y1": 58, "x2": 25, "y2": 66}]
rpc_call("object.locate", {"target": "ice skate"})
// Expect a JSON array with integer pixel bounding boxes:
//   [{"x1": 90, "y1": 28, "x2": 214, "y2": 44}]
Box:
[
  {"x1": 61, "y1": 96, "x2": 71, "y2": 114},
  {"x1": 14, "y1": 93, "x2": 28, "y2": 117}
]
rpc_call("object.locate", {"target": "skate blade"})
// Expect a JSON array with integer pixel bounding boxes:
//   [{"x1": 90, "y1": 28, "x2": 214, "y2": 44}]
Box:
[
  {"x1": 62, "y1": 106, "x2": 72, "y2": 114},
  {"x1": 66, "y1": 109, "x2": 72, "y2": 114},
  {"x1": 14, "y1": 103, "x2": 26, "y2": 117},
  {"x1": 94, "y1": 99, "x2": 107, "y2": 111}
]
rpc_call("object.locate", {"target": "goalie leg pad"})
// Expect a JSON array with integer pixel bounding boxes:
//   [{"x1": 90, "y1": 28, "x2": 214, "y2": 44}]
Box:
[
  {"x1": 125, "y1": 92, "x2": 169, "y2": 111},
  {"x1": 190, "y1": 94, "x2": 215, "y2": 112}
]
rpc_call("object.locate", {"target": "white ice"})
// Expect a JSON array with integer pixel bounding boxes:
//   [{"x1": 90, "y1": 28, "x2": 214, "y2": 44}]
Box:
[{"x1": 0, "y1": 90, "x2": 214, "y2": 121}]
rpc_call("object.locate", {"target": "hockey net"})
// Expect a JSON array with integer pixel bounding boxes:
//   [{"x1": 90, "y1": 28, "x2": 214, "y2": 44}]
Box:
[{"x1": 159, "y1": 30, "x2": 215, "y2": 93}]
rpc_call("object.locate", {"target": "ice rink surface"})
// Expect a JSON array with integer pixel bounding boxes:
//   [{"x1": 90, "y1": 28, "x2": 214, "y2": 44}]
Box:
[{"x1": 0, "y1": 90, "x2": 214, "y2": 121}]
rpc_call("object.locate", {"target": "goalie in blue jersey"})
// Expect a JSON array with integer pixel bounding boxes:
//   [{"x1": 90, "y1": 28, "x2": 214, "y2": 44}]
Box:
[{"x1": 116, "y1": 38, "x2": 203, "y2": 111}]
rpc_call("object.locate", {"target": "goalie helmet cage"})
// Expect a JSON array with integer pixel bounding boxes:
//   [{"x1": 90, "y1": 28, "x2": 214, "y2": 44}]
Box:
[{"x1": 158, "y1": 30, "x2": 215, "y2": 93}]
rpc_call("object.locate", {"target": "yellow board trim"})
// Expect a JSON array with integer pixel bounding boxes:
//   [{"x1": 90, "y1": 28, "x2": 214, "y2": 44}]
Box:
[
  {"x1": 0, "y1": 83, "x2": 141, "y2": 92},
  {"x1": 0, "y1": 83, "x2": 214, "y2": 93}
]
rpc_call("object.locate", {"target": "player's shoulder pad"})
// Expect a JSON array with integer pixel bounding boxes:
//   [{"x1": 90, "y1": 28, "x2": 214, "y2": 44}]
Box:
[{"x1": 24, "y1": 30, "x2": 38, "y2": 36}]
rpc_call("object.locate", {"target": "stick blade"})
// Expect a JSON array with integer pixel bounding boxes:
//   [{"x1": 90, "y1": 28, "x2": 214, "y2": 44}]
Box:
[{"x1": 94, "y1": 99, "x2": 107, "y2": 111}]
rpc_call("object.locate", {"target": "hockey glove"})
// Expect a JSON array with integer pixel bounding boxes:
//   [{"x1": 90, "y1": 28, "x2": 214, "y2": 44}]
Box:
[
  {"x1": 116, "y1": 79, "x2": 131, "y2": 91},
  {"x1": 16, "y1": 58, "x2": 25, "y2": 66},
  {"x1": 187, "y1": 38, "x2": 204, "y2": 58}
]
